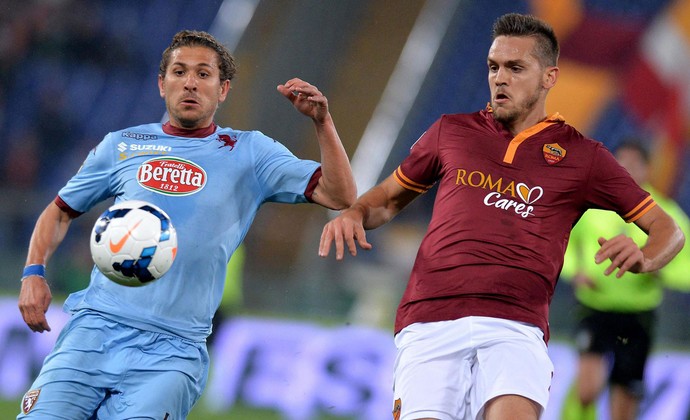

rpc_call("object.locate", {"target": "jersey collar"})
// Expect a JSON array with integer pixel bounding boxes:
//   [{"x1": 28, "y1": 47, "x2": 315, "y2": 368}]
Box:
[{"x1": 162, "y1": 121, "x2": 218, "y2": 138}]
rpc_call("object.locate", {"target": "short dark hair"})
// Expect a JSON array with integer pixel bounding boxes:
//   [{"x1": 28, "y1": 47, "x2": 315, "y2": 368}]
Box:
[
  {"x1": 159, "y1": 30, "x2": 237, "y2": 82},
  {"x1": 615, "y1": 138, "x2": 651, "y2": 163},
  {"x1": 492, "y1": 13, "x2": 559, "y2": 67}
]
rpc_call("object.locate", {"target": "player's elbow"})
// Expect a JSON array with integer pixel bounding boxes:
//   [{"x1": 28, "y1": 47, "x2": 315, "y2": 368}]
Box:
[
  {"x1": 314, "y1": 182, "x2": 357, "y2": 210},
  {"x1": 324, "y1": 193, "x2": 356, "y2": 211}
]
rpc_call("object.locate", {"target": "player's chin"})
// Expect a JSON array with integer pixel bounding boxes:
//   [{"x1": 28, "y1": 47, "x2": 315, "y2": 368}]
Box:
[
  {"x1": 492, "y1": 108, "x2": 515, "y2": 124},
  {"x1": 174, "y1": 112, "x2": 207, "y2": 129}
]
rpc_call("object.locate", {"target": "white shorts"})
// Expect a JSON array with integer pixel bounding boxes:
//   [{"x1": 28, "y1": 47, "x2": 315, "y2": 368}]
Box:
[{"x1": 393, "y1": 316, "x2": 553, "y2": 420}]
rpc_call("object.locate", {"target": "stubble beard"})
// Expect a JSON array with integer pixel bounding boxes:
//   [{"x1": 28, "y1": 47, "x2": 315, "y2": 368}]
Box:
[
  {"x1": 493, "y1": 87, "x2": 542, "y2": 127},
  {"x1": 171, "y1": 107, "x2": 210, "y2": 129}
]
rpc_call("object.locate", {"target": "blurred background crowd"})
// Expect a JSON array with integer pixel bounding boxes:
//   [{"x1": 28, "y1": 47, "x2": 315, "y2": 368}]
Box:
[{"x1": 1, "y1": 0, "x2": 690, "y2": 418}]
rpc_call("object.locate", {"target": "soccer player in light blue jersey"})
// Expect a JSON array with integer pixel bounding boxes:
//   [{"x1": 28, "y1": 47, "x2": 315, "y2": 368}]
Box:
[{"x1": 17, "y1": 30, "x2": 356, "y2": 419}]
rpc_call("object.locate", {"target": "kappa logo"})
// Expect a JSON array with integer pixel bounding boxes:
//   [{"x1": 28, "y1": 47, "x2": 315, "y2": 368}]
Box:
[
  {"x1": 22, "y1": 389, "x2": 40, "y2": 414},
  {"x1": 122, "y1": 131, "x2": 158, "y2": 141}
]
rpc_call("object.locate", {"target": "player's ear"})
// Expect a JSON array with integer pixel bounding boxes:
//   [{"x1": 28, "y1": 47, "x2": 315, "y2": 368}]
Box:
[
  {"x1": 158, "y1": 75, "x2": 166, "y2": 98},
  {"x1": 543, "y1": 66, "x2": 558, "y2": 89},
  {"x1": 218, "y1": 79, "x2": 231, "y2": 103}
]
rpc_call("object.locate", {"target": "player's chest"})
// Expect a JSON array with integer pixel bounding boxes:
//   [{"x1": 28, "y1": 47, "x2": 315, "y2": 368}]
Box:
[
  {"x1": 115, "y1": 144, "x2": 249, "y2": 198},
  {"x1": 436, "y1": 136, "x2": 586, "y2": 207}
]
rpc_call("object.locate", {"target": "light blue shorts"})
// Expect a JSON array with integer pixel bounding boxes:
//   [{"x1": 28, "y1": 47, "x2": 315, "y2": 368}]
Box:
[{"x1": 18, "y1": 310, "x2": 209, "y2": 419}]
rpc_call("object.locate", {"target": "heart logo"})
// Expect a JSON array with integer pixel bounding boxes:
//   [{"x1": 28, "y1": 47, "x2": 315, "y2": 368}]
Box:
[{"x1": 516, "y1": 183, "x2": 543, "y2": 204}]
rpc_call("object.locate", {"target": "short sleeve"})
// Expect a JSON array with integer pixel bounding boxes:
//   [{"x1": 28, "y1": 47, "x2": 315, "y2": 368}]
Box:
[
  {"x1": 584, "y1": 145, "x2": 654, "y2": 222},
  {"x1": 394, "y1": 118, "x2": 443, "y2": 193},
  {"x1": 251, "y1": 132, "x2": 320, "y2": 204},
  {"x1": 57, "y1": 134, "x2": 116, "y2": 213}
]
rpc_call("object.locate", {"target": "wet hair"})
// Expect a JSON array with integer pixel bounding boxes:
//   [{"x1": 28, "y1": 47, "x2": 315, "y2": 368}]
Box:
[
  {"x1": 492, "y1": 13, "x2": 559, "y2": 67},
  {"x1": 615, "y1": 138, "x2": 651, "y2": 163},
  {"x1": 159, "y1": 30, "x2": 237, "y2": 82}
]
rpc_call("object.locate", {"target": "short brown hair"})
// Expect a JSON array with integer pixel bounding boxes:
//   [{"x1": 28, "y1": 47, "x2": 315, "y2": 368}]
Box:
[
  {"x1": 492, "y1": 13, "x2": 559, "y2": 67},
  {"x1": 159, "y1": 30, "x2": 237, "y2": 82}
]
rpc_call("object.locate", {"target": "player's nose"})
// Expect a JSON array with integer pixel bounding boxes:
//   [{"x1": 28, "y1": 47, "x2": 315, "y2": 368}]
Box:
[{"x1": 184, "y1": 74, "x2": 198, "y2": 91}]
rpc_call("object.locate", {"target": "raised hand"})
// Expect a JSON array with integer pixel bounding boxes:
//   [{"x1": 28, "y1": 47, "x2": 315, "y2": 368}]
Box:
[{"x1": 277, "y1": 78, "x2": 330, "y2": 123}]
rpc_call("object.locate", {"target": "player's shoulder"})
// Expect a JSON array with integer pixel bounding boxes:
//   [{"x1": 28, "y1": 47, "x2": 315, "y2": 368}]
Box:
[
  {"x1": 214, "y1": 126, "x2": 261, "y2": 140},
  {"x1": 215, "y1": 127, "x2": 285, "y2": 150},
  {"x1": 438, "y1": 110, "x2": 484, "y2": 124},
  {"x1": 550, "y1": 121, "x2": 605, "y2": 151},
  {"x1": 428, "y1": 111, "x2": 489, "y2": 135}
]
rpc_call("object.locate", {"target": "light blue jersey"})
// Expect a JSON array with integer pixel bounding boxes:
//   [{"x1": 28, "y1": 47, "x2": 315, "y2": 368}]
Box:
[{"x1": 59, "y1": 122, "x2": 320, "y2": 342}]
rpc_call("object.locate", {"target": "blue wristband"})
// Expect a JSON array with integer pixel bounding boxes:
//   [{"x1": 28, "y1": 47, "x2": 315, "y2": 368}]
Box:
[{"x1": 22, "y1": 264, "x2": 46, "y2": 281}]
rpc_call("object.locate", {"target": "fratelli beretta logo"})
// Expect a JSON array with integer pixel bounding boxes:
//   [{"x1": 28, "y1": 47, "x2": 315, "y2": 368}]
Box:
[{"x1": 137, "y1": 157, "x2": 207, "y2": 196}]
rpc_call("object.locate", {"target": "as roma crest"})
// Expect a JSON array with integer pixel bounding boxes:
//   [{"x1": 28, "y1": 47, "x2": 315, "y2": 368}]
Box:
[{"x1": 543, "y1": 143, "x2": 566, "y2": 165}]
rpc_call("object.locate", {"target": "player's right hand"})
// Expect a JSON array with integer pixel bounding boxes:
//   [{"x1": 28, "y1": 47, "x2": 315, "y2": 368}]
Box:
[
  {"x1": 319, "y1": 209, "x2": 372, "y2": 260},
  {"x1": 18, "y1": 276, "x2": 52, "y2": 333}
]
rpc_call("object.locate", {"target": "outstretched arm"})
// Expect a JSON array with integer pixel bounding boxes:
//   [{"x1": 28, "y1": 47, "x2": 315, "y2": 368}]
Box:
[
  {"x1": 277, "y1": 78, "x2": 356, "y2": 210},
  {"x1": 595, "y1": 205, "x2": 685, "y2": 277},
  {"x1": 319, "y1": 174, "x2": 420, "y2": 260},
  {"x1": 18, "y1": 201, "x2": 73, "y2": 333}
]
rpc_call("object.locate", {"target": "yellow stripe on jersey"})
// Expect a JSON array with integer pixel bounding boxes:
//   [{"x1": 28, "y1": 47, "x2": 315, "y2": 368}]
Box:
[
  {"x1": 503, "y1": 113, "x2": 565, "y2": 164},
  {"x1": 394, "y1": 166, "x2": 432, "y2": 193},
  {"x1": 623, "y1": 196, "x2": 657, "y2": 223}
]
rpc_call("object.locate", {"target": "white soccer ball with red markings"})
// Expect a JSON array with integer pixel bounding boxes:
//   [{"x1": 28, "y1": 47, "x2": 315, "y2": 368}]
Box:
[{"x1": 90, "y1": 200, "x2": 177, "y2": 287}]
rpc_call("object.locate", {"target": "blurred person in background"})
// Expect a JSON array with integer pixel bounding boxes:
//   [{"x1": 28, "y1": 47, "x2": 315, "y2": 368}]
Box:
[
  {"x1": 560, "y1": 139, "x2": 690, "y2": 420},
  {"x1": 17, "y1": 29, "x2": 355, "y2": 419},
  {"x1": 319, "y1": 13, "x2": 685, "y2": 420}
]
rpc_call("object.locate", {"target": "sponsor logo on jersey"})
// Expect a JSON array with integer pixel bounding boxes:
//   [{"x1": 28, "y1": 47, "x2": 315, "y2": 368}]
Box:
[
  {"x1": 455, "y1": 168, "x2": 543, "y2": 218},
  {"x1": 137, "y1": 157, "x2": 206, "y2": 196},
  {"x1": 22, "y1": 388, "x2": 40, "y2": 414},
  {"x1": 122, "y1": 131, "x2": 158, "y2": 141},
  {"x1": 543, "y1": 143, "x2": 566, "y2": 165},
  {"x1": 118, "y1": 142, "x2": 173, "y2": 160}
]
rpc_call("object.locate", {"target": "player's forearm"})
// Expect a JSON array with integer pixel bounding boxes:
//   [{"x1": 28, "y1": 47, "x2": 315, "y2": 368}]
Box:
[
  {"x1": 313, "y1": 114, "x2": 356, "y2": 209},
  {"x1": 25, "y1": 202, "x2": 73, "y2": 266},
  {"x1": 639, "y1": 215, "x2": 685, "y2": 273},
  {"x1": 351, "y1": 189, "x2": 396, "y2": 231}
]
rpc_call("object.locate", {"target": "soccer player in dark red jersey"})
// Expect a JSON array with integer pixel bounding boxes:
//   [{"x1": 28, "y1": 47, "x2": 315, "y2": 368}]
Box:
[{"x1": 319, "y1": 13, "x2": 685, "y2": 420}]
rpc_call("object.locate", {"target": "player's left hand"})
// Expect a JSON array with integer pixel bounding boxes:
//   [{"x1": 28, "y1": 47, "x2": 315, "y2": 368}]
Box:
[
  {"x1": 594, "y1": 234, "x2": 646, "y2": 277},
  {"x1": 277, "y1": 78, "x2": 330, "y2": 123}
]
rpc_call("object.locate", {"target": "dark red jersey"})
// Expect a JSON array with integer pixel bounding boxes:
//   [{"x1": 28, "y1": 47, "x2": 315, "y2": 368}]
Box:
[{"x1": 393, "y1": 109, "x2": 655, "y2": 341}]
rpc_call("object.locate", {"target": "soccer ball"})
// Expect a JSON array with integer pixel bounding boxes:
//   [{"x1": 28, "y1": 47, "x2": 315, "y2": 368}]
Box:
[{"x1": 90, "y1": 200, "x2": 177, "y2": 287}]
